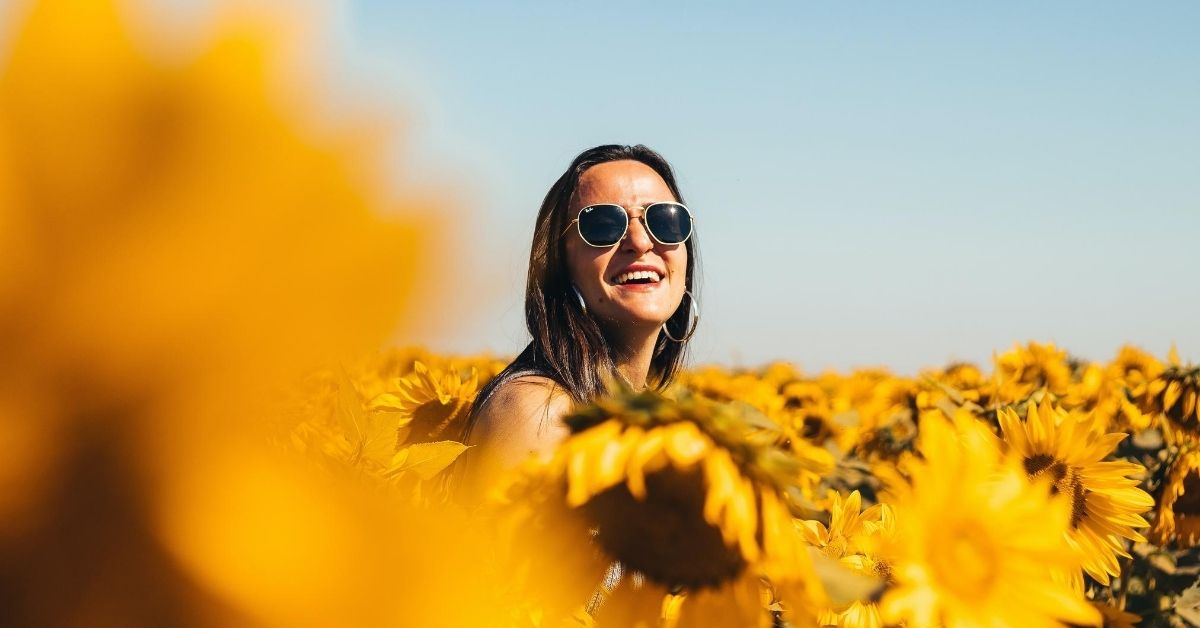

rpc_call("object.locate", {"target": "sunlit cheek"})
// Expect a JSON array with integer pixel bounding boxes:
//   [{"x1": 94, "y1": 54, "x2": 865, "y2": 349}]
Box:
[
  {"x1": 592, "y1": 261, "x2": 612, "y2": 294},
  {"x1": 567, "y1": 248, "x2": 609, "y2": 297}
]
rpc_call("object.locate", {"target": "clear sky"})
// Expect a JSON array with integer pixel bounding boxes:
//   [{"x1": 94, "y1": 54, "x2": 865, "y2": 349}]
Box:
[
  {"x1": 327, "y1": 1, "x2": 1199, "y2": 373},
  {"x1": 7, "y1": 1, "x2": 1192, "y2": 373}
]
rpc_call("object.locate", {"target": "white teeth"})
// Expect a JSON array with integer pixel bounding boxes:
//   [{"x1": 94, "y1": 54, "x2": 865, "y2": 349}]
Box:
[{"x1": 615, "y1": 270, "x2": 662, "y2": 285}]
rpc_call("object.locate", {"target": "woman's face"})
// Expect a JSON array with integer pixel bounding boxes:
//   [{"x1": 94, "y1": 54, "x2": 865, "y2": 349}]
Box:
[{"x1": 564, "y1": 160, "x2": 688, "y2": 339}]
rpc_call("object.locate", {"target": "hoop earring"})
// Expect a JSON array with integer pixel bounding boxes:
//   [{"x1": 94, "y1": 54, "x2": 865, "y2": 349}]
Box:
[
  {"x1": 571, "y1": 284, "x2": 587, "y2": 314},
  {"x1": 662, "y1": 291, "x2": 699, "y2": 343}
]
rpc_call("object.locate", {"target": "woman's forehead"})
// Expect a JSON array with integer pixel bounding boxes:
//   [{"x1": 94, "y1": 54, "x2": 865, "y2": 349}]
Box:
[{"x1": 572, "y1": 160, "x2": 674, "y2": 208}]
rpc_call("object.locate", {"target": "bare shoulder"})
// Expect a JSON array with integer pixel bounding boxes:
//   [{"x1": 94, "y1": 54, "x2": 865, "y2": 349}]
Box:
[{"x1": 468, "y1": 375, "x2": 573, "y2": 459}]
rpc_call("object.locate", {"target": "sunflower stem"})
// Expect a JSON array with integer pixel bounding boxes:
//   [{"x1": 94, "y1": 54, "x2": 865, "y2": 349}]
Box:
[{"x1": 1116, "y1": 553, "x2": 1133, "y2": 609}]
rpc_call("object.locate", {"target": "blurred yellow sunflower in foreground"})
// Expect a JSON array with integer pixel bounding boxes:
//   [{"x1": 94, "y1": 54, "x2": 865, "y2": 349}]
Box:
[
  {"x1": 0, "y1": 0, "x2": 511, "y2": 624},
  {"x1": 998, "y1": 399, "x2": 1153, "y2": 585},
  {"x1": 1152, "y1": 448, "x2": 1200, "y2": 548},
  {"x1": 881, "y1": 412, "x2": 1100, "y2": 627}
]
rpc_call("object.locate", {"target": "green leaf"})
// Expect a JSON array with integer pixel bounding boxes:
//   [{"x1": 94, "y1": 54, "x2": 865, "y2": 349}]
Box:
[
  {"x1": 730, "y1": 401, "x2": 778, "y2": 431},
  {"x1": 335, "y1": 367, "x2": 396, "y2": 465},
  {"x1": 1132, "y1": 428, "x2": 1164, "y2": 450},
  {"x1": 367, "y1": 392, "x2": 407, "y2": 412},
  {"x1": 934, "y1": 399, "x2": 961, "y2": 420},
  {"x1": 1175, "y1": 580, "x2": 1200, "y2": 626},
  {"x1": 832, "y1": 410, "x2": 861, "y2": 429},
  {"x1": 925, "y1": 377, "x2": 966, "y2": 405},
  {"x1": 808, "y1": 549, "x2": 881, "y2": 607},
  {"x1": 387, "y1": 441, "x2": 470, "y2": 480}
]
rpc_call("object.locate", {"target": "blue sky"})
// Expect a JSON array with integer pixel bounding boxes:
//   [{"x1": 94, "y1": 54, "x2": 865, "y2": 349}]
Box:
[
  {"x1": 6, "y1": 1, "x2": 1187, "y2": 373},
  {"x1": 327, "y1": 1, "x2": 1199, "y2": 373}
]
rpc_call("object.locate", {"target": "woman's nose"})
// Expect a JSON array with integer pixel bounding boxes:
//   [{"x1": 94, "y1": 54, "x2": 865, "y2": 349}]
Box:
[{"x1": 621, "y1": 214, "x2": 655, "y2": 254}]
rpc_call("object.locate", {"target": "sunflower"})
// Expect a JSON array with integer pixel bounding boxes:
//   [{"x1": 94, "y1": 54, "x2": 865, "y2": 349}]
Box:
[
  {"x1": 1103, "y1": 345, "x2": 1164, "y2": 431},
  {"x1": 493, "y1": 386, "x2": 831, "y2": 624},
  {"x1": 881, "y1": 411, "x2": 1100, "y2": 627},
  {"x1": 941, "y1": 362, "x2": 986, "y2": 396},
  {"x1": 558, "y1": 390, "x2": 826, "y2": 590},
  {"x1": 779, "y1": 379, "x2": 837, "y2": 446},
  {"x1": 800, "y1": 491, "x2": 891, "y2": 567},
  {"x1": 368, "y1": 360, "x2": 479, "y2": 445},
  {"x1": 276, "y1": 359, "x2": 477, "y2": 489},
  {"x1": 1151, "y1": 449, "x2": 1200, "y2": 548},
  {"x1": 1056, "y1": 345, "x2": 1162, "y2": 433},
  {"x1": 993, "y1": 341, "x2": 1073, "y2": 402},
  {"x1": 0, "y1": 0, "x2": 470, "y2": 625},
  {"x1": 487, "y1": 455, "x2": 616, "y2": 625},
  {"x1": 1109, "y1": 346, "x2": 1165, "y2": 393},
  {"x1": 829, "y1": 370, "x2": 919, "y2": 462},
  {"x1": 917, "y1": 362, "x2": 986, "y2": 410},
  {"x1": 677, "y1": 366, "x2": 791, "y2": 433},
  {"x1": 1141, "y1": 348, "x2": 1200, "y2": 441},
  {"x1": 692, "y1": 373, "x2": 841, "y2": 501},
  {"x1": 592, "y1": 569, "x2": 776, "y2": 628},
  {"x1": 997, "y1": 399, "x2": 1154, "y2": 585},
  {"x1": 760, "y1": 361, "x2": 805, "y2": 388},
  {"x1": 799, "y1": 491, "x2": 894, "y2": 628}
]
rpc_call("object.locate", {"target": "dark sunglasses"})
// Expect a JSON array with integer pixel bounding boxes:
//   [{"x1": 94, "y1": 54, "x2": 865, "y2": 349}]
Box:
[{"x1": 567, "y1": 202, "x2": 695, "y2": 248}]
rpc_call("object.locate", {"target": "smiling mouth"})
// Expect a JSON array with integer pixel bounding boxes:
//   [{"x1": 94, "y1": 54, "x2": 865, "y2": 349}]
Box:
[{"x1": 613, "y1": 270, "x2": 663, "y2": 286}]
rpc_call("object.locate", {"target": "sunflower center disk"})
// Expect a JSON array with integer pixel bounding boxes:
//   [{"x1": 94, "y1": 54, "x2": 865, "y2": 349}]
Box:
[
  {"x1": 583, "y1": 466, "x2": 746, "y2": 589},
  {"x1": 1023, "y1": 454, "x2": 1088, "y2": 528},
  {"x1": 1177, "y1": 474, "x2": 1200, "y2": 517},
  {"x1": 409, "y1": 400, "x2": 465, "y2": 443}
]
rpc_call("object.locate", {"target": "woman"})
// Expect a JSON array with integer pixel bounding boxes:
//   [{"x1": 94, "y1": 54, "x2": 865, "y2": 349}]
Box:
[{"x1": 458, "y1": 144, "x2": 700, "y2": 501}]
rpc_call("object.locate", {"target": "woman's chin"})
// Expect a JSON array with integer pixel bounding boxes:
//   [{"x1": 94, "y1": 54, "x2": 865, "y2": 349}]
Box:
[
  {"x1": 600, "y1": 308, "x2": 674, "y2": 331},
  {"x1": 599, "y1": 286, "x2": 682, "y2": 328}
]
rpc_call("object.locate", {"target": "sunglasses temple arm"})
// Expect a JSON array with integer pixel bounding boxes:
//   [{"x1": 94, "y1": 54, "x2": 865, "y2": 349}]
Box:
[{"x1": 560, "y1": 219, "x2": 578, "y2": 239}]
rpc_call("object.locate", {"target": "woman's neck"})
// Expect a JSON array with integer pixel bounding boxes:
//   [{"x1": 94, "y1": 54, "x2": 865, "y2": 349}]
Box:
[{"x1": 611, "y1": 327, "x2": 659, "y2": 391}]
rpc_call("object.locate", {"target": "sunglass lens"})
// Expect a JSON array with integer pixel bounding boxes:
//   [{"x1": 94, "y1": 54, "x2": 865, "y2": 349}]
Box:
[
  {"x1": 646, "y1": 203, "x2": 692, "y2": 244},
  {"x1": 578, "y1": 204, "x2": 627, "y2": 246}
]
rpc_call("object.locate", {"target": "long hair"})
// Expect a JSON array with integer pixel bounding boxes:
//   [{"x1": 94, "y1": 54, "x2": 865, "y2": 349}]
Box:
[{"x1": 462, "y1": 144, "x2": 700, "y2": 440}]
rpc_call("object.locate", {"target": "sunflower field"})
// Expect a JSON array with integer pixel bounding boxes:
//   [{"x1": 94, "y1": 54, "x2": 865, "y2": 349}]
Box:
[
  {"x1": 2, "y1": 1, "x2": 1198, "y2": 627},
  {"x1": 268, "y1": 341, "x2": 1197, "y2": 628}
]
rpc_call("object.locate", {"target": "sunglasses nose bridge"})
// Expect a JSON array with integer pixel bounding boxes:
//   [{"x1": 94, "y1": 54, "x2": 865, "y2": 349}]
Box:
[
  {"x1": 625, "y1": 207, "x2": 651, "y2": 234},
  {"x1": 622, "y1": 213, "x2": 654, "y2": 251}
]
